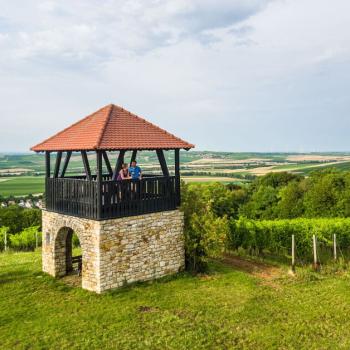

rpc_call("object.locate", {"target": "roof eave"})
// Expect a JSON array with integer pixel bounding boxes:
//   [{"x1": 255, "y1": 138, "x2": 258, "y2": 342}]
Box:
[{"x1": 30, "y1": 145, "x2": 195, "y2": 152}]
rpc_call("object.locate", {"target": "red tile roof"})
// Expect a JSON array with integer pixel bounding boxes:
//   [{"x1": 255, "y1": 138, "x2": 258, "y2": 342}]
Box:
[{"x1": 31, "y1": 104, "x2": 194, "y2": 152}]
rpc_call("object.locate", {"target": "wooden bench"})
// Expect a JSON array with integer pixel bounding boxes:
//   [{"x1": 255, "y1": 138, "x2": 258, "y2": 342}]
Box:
[{"x1": 72, "y1": 255, "x2": 82, "y2": 276}]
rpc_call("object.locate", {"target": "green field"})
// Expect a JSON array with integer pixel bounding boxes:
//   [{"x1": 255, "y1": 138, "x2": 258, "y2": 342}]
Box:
[
  {"x1": 0, "y1": 176, "x2": 44, "y2": 196},
  {"x1": 2, "y1": 151, "x2": 350, "y2": 197},
  {"x1": 2, "y1": 251, "x2": 350, "y2": 349}
]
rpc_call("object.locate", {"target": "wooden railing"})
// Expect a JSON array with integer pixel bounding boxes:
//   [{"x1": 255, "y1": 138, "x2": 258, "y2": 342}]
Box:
[
  {"x1": 101, "y1": 176, "x2": 177, "y2": 219},
  {"x1": 45, "y1": 176, "x2": 178, "y2": 220},
  {"x1": 46, "y1": 178, "x2": 99, "y2": 219}
]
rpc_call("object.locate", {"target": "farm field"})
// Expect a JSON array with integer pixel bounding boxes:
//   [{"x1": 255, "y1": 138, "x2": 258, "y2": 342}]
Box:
[
  {"x1": 182, "y1": 176, "x2": 244, "y2": 183},
  {"x1": 2, "y1": 251, "x2": 350, "y2": 349},
  {"x1": 0, "y1": 175, "x2": 238, "y2": 197},
  {"x1": 0, "y1": 176, "x2": 44, "y2": 196},
  {"x1": 1, "y1": 151, "x2": 350, "y2": 196}
]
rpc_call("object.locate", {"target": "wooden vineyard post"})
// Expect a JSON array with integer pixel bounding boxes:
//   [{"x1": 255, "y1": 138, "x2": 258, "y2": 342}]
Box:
[
  {"x1": 291, "y1": 234, "x2": 296, "y2": 273},
  {"x1": 35, "y1": 230, "x2": 38, "y2": 250},
  {"x1": 333, "y1": 234, "x2": 337, "y2": 261},
  {"x1": 313, "y1": 235, "x2": 320, "y2": 271},
  {"x1": 4, "y1": 228, "x2": 7, "y2": 251}
]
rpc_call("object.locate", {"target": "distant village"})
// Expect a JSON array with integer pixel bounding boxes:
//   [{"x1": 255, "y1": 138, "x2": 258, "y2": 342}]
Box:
[{"x1": 0, "y1": 195, "x2": 43, "y2": 210}]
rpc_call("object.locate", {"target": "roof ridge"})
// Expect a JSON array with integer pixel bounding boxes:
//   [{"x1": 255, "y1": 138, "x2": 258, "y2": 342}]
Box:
[
  {"x1": 30, "y1": 105, "x2": 109, "y2": 151},
  {"x1": 94, "y1": 104, "x2": 114, "y2": 149}
]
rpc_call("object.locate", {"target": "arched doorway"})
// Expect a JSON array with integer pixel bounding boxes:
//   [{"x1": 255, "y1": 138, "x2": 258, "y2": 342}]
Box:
[{"x1": 55, "y1": 227, "x2": 82, "y2": 279}]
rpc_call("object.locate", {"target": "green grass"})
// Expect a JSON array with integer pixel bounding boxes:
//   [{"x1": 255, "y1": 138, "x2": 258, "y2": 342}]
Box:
[
  {"x1": 301, "y1": 161, "x2": 350, "y2": 174},
  {"x1": 0, "y1": 176, "x2": 44, "y2": 196},
  {"x1": 2, "y1": 252, "x2": 350, "y2": 349},
  {"x1": 0, "y1": 154, "x2": 45, "y2": 171}
]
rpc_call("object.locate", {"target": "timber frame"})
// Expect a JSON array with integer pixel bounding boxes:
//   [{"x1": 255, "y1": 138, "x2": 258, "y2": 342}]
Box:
[{"x1": 43, "y1": 149, "x2": 182, "y2": 220}]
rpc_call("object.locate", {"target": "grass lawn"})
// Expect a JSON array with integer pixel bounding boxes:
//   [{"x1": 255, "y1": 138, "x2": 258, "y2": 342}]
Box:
[
  {"x1": 1, "y1": 252, "x2": 350, "y2": 349},
  {"x1": 0, "y1": 176, "x2": 44, "y2": 196}
]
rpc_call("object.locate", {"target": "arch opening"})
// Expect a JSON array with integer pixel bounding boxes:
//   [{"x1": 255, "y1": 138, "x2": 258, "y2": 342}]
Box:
[{"x1": 55, "y1": 227, "x2": 82, "y2": 280}]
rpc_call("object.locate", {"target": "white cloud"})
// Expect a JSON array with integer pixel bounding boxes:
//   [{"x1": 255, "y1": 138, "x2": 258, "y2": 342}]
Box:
[
  {"x1": 0, "y1": 0, "x2": 350, "y2": 152},
  {"x1": 0, "y1": 0, "x2": 273, "y2": 68}
]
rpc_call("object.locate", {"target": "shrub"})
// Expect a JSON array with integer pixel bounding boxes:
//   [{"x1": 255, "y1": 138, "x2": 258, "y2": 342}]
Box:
[
  {"x1": 0, "y1": 207, "x2": 41, "y2": 233},
  {"x1": 181, "y1": 182, "x2": 230, "y2": 272},
  {"x1": 72, "y1": 232, "x2": 80, "y2": 248},
  {"x1": 10, "y1": 226, "x2": 41, "y2": 251}
]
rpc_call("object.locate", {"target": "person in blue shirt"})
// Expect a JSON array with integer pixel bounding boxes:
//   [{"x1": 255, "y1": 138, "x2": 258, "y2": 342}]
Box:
[{"x1": 129, "y1": 160, "x2": 142, "y2": 180}]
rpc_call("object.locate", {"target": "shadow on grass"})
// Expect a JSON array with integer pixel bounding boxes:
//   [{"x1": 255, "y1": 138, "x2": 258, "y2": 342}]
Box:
[
  {"x1": 0, "y1": 270, "x2": 34, "y2": 285},
  {"x1": 107, "y1": 271, "x2": 193, "y2": 296}
]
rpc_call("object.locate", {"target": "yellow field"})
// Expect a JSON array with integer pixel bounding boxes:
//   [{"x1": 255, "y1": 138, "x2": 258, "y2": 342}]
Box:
[{"x1": 183, "y1": 176, "x2": 238, "y2": 183}]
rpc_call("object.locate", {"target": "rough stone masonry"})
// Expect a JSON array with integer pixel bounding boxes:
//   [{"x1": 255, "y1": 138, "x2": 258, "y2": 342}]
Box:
[{"x1": 42, "y1": 210, "x2": 185, "y2": 293}]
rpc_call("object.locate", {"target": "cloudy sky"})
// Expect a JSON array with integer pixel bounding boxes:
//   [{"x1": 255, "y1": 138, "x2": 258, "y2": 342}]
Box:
[{"x1": 0, "y1": 0, "x2": 349, "y2": 152}]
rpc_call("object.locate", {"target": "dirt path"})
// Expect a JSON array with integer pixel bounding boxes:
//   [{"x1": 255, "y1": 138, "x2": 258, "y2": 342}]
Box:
[
  {"x1": 61, "y1": 274, "x2": 82, "y2": 288},
  {"x1": 221, "y1": 254, "x2": 285, "y2": 289}
]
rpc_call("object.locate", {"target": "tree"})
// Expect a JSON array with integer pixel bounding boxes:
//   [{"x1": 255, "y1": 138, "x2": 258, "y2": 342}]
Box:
[
  {"x1": 204, "y1": 183, "x2": 247, "y2": 219},
  {"x1": 181, "y1": 182, "x2": 229, "y2": 272},
  {"x1": 257, "y1": 172, "x2": 302, "y2": 189},
  {"x1": 239, "y1": 185, "x2": 279, "y2": 219},
  {"x1": 0, "y1": 206, "x2": 41, "y2": 233},
  {"x1": 304, "y1": 169, "x2": 346, "y2": 218},
  {"x1": 276, "y1": 179, "x2": 306, "y2": 218}
]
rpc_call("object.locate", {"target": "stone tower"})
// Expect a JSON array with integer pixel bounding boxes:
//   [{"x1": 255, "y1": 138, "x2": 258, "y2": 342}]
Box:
[{"x1": 31, "y1": 104, "x2": 194, "y2": 293}]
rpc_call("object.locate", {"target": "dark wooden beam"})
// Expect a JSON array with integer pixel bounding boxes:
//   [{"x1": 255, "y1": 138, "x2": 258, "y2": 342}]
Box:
[
  {"x1": 112, "y1": 150, "x2": 126, "y2": 180},
  {"x1": 60, "y1": 151, "x2": 72, "y2": 178},
  {"x1": 102, "y1": 151, "x2": 113, "y2": 177},
  {"x1": 81, "y1": 151, "x2": 92, "y2": 180},
  {"x1": 53, "y1": 151, "x2": 62, "y2": 178},
  {"x1": 96, "y1": 151, "x2": 103, "y2": 219},
  {"x1": 45, "y1": 151, "x2": 51, "y2": 178},
  {"x1": 156, "y1": 149, "x2": 169, "y2": 176},
  {"x1": 130, "y1": 150, "x2": 138, "y2": 165},
  {"x1": 175, "y1": 149, "x2": 180, "y2": 206}
]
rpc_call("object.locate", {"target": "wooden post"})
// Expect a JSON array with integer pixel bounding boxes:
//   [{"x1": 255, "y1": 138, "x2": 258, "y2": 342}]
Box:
[
  {"x1": 4, "y1": 228, "x2": 7, "y2": 252},
  {"x1": 35, "y1": 230, "x2": 38, "y2": 249},
  {"x1": 175, "y1": 149, "x2": 180, "y2": 206},
  {"x1": 96, "y1": 151, "x2": 103, "y2": 220},
  {"x1": 53, "y1": 151, "x2": 62, "y2": 178},
  {"x1": 60, "y1": 151, "x2": 72, "y2": 178},
  {"x1": 156, "y1": 149, "x2": 169, "y2": 176},
  {"x1": 113, "y1": 150, "x2": 126, "y2": 180},
  {"x1": 130, "y1": 150, "x2": 138, "y2": 165},
  {"x1": 291, "y1": 234, "x2": 295, "y2": 273},
  {"x1": 81, "y1": 151, "x2": 92, "y2": 180},
  {"x1": 313, "y1": 235, "x2": 319, "y2": 271},
  {"x1": 45, "y1": 151, "x2": 51, "y2": 178},
  {"x1": 102, "y1": 151, "x2": 113, "y2": 177},
  {"x1": 333, "y1": 234, "x2": 337, "y2": 261}
]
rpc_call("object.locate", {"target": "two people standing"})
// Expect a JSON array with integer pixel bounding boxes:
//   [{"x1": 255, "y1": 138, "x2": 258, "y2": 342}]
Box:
[
  {"x1": 117, "y1": 161, "x2": 142, "y2": 181},
  {"x1": 117, "y1": 161, "x2": 142, "y2": 200}
]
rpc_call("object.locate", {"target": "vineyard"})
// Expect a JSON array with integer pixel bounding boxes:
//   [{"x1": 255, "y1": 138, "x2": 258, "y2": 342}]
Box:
[{"x1": 229, "y1": 218, "x2": 350, "y2": 265}]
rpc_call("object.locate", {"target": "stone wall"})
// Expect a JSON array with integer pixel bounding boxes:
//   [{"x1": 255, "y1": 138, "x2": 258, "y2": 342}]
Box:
[
  {"x1": 42, "y1": 211, "x2": 101, "y2": 292},
  {"x1": 42, "y1": 210, "x2": 185, "y2": 293},
  {"x1": 99, "y1": 211, "x2": 185, "y2": 291}
]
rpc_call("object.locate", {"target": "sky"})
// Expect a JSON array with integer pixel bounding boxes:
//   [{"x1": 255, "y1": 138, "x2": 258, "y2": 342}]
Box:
[{"x1": 0, "y1": 0, "x2": 350, "y2": 153}]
